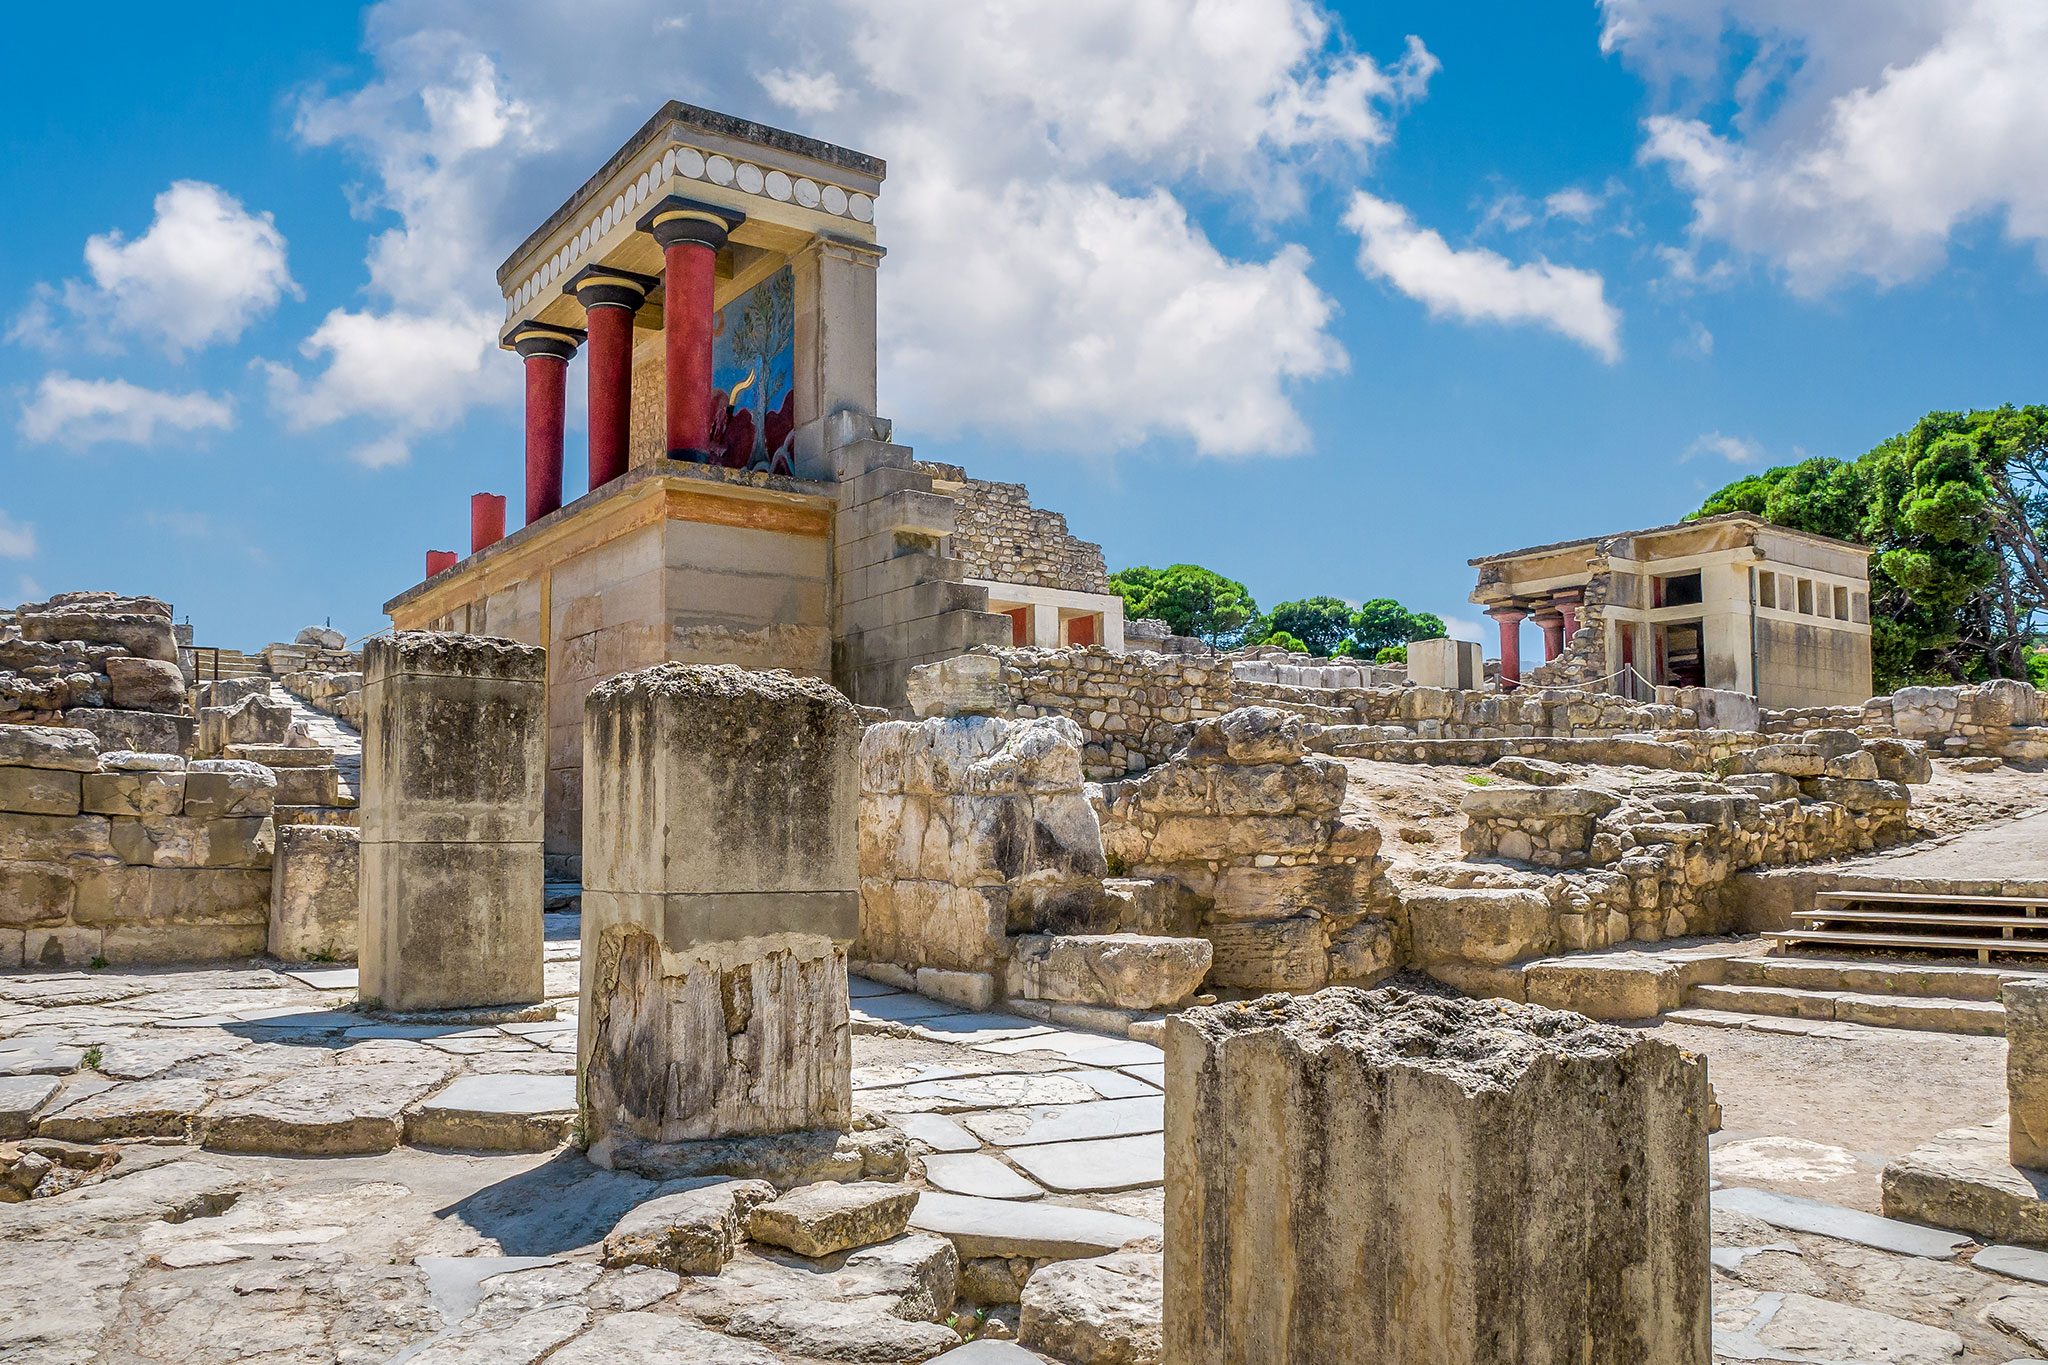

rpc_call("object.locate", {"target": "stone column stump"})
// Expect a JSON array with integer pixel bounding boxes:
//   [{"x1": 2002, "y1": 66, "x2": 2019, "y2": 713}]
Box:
[
  {"x1": 581, "y1": 663, "x2": 861, "y2": 1165},
  {"x1": 358, "y1": 632, "x2": 546, "y2": 1012},
  {"x1": 2009, "y1": 980, "x2": 2048, "y2": 1169},
  {"x1": 1165, "y1": 989, "x2": 1712, "y2": 1365}
]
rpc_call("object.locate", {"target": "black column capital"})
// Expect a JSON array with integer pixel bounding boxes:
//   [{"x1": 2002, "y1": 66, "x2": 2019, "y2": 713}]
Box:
[
  {"x1": 503, "y1": 321, "x2": 586, "y2": 360},
  {"x1": 564, "y1": 264, "x2": 660, "y2": 312},
  {"x1": 636, "y1": 194, "x2": 747, "y2": 251}
]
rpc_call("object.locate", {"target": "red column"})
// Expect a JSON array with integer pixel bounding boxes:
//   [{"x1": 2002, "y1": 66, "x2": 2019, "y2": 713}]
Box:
[
  {"x1": 508, "y1": 325, "x2": 582, "y2": 526},
  {"x1": 426, "y1": 550, "x2": 458, "y2": 578},
  {"x1": 566, "y1": 267, "x2": 655, "y2": 491},
  {"x1": 1534, "y1": 609, "x2": 1566, "y2": 661},
  {"x1": 1488, "y1": 607, "x2": 1528, "y2": 690},
  {"x1": 637, "y1": 196, "x2": 745, "y2": 461},
  {"x1": 471, "y1": 493, "x2": 506, "y2": 553},
  {"x1": 1554, "y1": 589, "x2": 1583, "y2": 645}
]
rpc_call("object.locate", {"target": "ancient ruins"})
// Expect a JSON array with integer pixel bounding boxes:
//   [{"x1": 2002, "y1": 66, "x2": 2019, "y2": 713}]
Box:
[{"x1": 11, "y1": 99, "x2": 2048, "y2": 1365}]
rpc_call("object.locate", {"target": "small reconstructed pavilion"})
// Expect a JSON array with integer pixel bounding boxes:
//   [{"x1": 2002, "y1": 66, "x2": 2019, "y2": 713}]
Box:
[
  {"x1": 1469, "y1": 512, "x2": 1874, "y2": 707},
  {"x1": 382, "y1": 103, "x2": 1022, "y2": 855}
]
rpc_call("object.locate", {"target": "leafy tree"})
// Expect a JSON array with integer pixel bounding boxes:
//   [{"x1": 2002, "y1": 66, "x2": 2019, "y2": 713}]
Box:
[
  {"x1": 1693, "y1": 405, "x2": 2048, "y2": 688},
  {"x1": 1259, "y1": 631, "x2": 1310, "y2": 654},
  {"x1": 1375, "y1": 645, "x2": 1408, "y2": 665},
  {"x1": 1108, "y1": 564, "x2": 1258, "y2": 645},
  {"x1": 1249, "y1": 597, "x2": 1355, "y2": 656},
  {"x1": 1351, "y1": 599, "x2": 1447, "y2": 654}
]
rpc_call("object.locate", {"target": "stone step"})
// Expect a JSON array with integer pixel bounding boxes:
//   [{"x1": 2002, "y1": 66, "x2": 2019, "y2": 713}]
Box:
[
  {"x1": 1685, "y1": 982, "x2": 2005, "y2": 1035},
  {"x1": 1005, "y1": 933, "x2": 1211, "y2": 1012},
  {"x1": 1728, "y1": 955, "x2": 2031, "y2": 1002}
]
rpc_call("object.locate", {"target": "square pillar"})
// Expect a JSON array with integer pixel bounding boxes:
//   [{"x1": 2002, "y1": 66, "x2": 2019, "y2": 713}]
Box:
[
  {"x1": 1027, "y1": 602, "x2": 1061, "y2": 649},
  {"x1": 580, "y1": 663, "x2": 861, "y2": 1162},
  {"x1": 358, "y1": 632, "x2": 546, "y2": 1013},
  {"x1": 1165, "y1": 989, "x2": 1711, "y2": 1364},
  {"x1": 2009, "y1": 980, "x2": 2048, "y2": 1169}
]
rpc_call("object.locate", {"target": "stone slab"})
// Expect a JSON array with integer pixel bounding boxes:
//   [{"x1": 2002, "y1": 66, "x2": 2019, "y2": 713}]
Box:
[
  {"x1": 281, "y1": 966, "x2": 359, "y2": 991},
  {"x1": 922, "y1": 1152, "x2": 1044, "y2": 1200},
  {"x1": 890, "y1": 1112, "x2": 981, "y2": 1153},
  {"x1": 1975, "y1": 1245, "x2": 2048, "y2": 1284},
  {"x1": 851, "y1": 993, "x2": 967, "y2": 1022},
  {"x1": 405, "y1": 1073, "x2": 578, "y2": 1152},
  {"x1": 908, "y1": 1190, "x2": 1161, "y2": 1260},
  {"x1": 910, "y1": 1015, "x2": 1055, "y2": 1044},
  {"x1": 866, "y1": 1070, "x2": 1156, "y2": 1115},
  {"x1": 1120, "y1": 1063, "x2": 1165, "y2": 1088},
  {"x1": 848, "y1": 975, "x2": 896, "y2": 998},
  {"x1": 0, "y1": 1074, "x2": 62, "y2": 1137},
  {"x1": 1006, "y1": 1133, "x2": 1164, "y2": 1193},
  {"x1": 201, "y1": 1057, "x2": 458, "y2": 1154},
  {"x1": 961, "y1": 1096, "x2": 1165, "y2": 1148},
  {"x1": 746, "y1": 1181, "x2": 920, "y2": 1257},
  {"x1": 1713, "y1": 1186, "x2": 1970, "y2": 1259},
  {"x1": 0, "y1": 1038, "x2": 82, "y2": 1075},
  {"x1": 37, "y1": 1078, "x2": 211, "y2": 1141},
  {"x1": 930, "y1": 1343, "x2": 1054, "y2": 1364}
]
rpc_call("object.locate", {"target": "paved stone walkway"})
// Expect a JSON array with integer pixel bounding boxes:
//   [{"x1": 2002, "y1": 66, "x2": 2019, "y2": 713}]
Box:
[{"x1": 1836, "y1": 804, "x2": 2048, "y2": 887}]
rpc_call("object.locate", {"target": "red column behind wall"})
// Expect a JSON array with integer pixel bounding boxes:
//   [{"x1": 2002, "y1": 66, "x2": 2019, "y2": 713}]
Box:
[
  {"x1": 1490, "y1": 608, "x2": 1527, "y2": 690},
  {"x1": 471, "y1": 493, "x2": 506, "y2": 553}
]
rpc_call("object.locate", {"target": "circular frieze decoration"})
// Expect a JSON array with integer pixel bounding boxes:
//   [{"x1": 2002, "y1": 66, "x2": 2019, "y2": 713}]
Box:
[
  {"x1": 794, "y1": 178, "x2": 821, "y2": 208},
  {"x1": 849, "y1": 192, "x2": 874, "y2": 223},
  {"x1": 821, "y1": 184, "x2": 848, "y2": 215},
  {"x1": 707, "y1": 155, "x2": 735, "y2": 185},
  {"x1": 764, "y1": 170, "x2": 793, "y2": 201},
  {"x1": 734, "y1": 162, "x2": 765, "y2": 194},
  {"x1": 678, "y1": 147, "x2": 706, "y2": 178}
]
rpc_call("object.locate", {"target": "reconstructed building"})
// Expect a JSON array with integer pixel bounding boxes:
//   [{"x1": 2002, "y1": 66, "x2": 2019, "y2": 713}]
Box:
[
  {"x1": 1469, "y1": 512, "x2": 1874, "y2": 708},
  {"x1": 381, "y1": 103, "x2": 1122, "y2": 856}
]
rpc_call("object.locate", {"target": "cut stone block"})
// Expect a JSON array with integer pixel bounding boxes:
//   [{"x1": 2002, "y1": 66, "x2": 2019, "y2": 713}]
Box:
[
  {"x1": 268, "y1": 824, "x2": 360, "y2": 963},
  {"x1": 1714, "y1": 1185, "x2": 1970, "y2": 1259},
  {"x1": 909, "y1": 1190, "x2": 1160, "y2": 1260},
  {"x1": 0, "y1": 767, "x2": 81, "y2": 816},
  {"x1": 1165, "y1": 989, "x2": 1711, "y2": 1365},
  {"x1": 1006, "y1": 934, "x2": 1212, "y2": 1011},
  {"x1": 1019, "y1": 1251, "x2": 1162, "y2": 1365},
  {"x1": 200, "y1": 1057, "x2": 457, "y2": 1155},
  {"x1": 1007, "y1": 1133, "x2": 1163, "y2": 1193},
  {"x1": 404, "y1": 1073, "x2": 578, "y2": 1152},
  {"x1": 582, "y1": 664, "x2": 860, "y2": 1159},
  {"x1": 746, "y1": 1180, "x2": 920, "y2": 1257},
  {"x1": 602, "y1": 1178, "x2": 775, "y2": 1274},
  {"x1": 359, "y1": 632, "x2": 546, "y2": 1014},
  {"x1": 1881, "y1": 1119, "x2": 2048, "y2": 1247},
  {"x1": 37, "y1": 1078, "x2": 211, "y2": 1141},
  {"x1": 0, "y1": 725, "x2": 100, "y2": 771},
  {"x1": 1975, "y1": 1244, "x2": 2048, "y2": 1284},
  {"x1": 1524, "y1": 953, "x2": 1681, "y2": 1020}
]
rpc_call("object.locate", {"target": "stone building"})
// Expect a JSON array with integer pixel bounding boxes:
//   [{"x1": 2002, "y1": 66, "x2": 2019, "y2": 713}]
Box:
[
  {"x1": 380, "y1": 103, "x2": 1120, "y2": 856},
  {"x1": 919, "y1": 462, "x2": 1125, "y2": 651},
  {"x1": 1470, "y1": 513, "x2": 1873, "y2": 708}
]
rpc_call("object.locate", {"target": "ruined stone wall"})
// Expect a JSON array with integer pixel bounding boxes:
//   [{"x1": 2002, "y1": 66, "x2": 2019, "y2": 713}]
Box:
[
  {"x1": 910, "y1": 649, "x2": 1770, "y2": 781},
  {"x1": 0, "y1": 725, "x2": 276, "y2": 969},
  {"x1": 280, "y1": 671, "x2": 364, "y2": 728},
  {"x1": 856, "y1": 713, "x2": 1108, "y2": 1007},
  {"x1": 917, "y1": 462, "x2": 1110, "y2": 594},
  {"x1": 0, "y1": 592, "x2": 192, "y2": 755},
  {"x1": 1524, "y1": 569, "x2": 1614, "y2": 690},
  {"x1": 1766, "y1": 679, "x2": 2048, "y2": 765},
  {"x1": 1094, "y1": 710, "x2": 1395, "y2": 992}
]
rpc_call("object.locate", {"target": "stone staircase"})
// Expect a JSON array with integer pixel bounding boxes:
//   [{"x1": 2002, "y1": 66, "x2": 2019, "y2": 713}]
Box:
[
  {"x1": 189, "y1": 646, "x2": 266, "y2": 681},
  {"x1": 1679, "y1": 954, "x2": 2046, "y2": 1036}
]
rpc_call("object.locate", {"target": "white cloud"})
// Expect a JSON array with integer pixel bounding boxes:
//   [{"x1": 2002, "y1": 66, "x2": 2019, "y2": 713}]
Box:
[
  {"x1": 16, "y1": 182, "x2": 298, "y2": 356},
  {"x1": 1605, "y1": 0, "x2": 2048, "y2": 292},
  {"x1": 0, "y1": 511, "x2": 35, "y2": 559},
  {"x1": 1544, "y1": 187, "x2": 1602, "y2": 223},
  {"x1": 1343, "y1": 192, "x2": 1622, "y2": 361},
  {"x1": 1683, "y1": 430, "x2": 1763, "y2": 464},
  {"x1": 1442, "y1": 614, "x2": 1486, "y2": 643},
  {"x1": 274, "y1": 0, "x2": 1435, "y2": 460},
  {"x1": 758, "y1": 68, "x2": 844, "y2": 115},
  {"x1": 17, "y1": 373, "x2": 235, "y2": 448}
]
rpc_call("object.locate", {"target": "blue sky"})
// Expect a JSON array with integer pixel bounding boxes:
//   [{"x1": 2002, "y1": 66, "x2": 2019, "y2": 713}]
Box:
[{"x1": 3, "y1": 1, "x2": 2044, "y2": 650}]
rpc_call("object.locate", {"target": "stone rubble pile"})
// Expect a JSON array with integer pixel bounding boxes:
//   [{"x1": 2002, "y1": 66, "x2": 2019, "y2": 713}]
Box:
[
  {"x1": 256, "y1": 624, "x2": 361, "y2": 680},
  {"x1": 0, "y1": 592, "x2": 191, "y2": 754}
]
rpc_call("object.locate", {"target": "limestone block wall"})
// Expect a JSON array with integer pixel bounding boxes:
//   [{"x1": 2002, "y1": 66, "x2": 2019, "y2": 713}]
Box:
[
  {"x1": 0, "y1": 725, "x2": 276, "y2": 969},
  {"x1": 918, "y1": 461, "x2": 1110, "y2": 594},
  {"x1": 1093, "y1": 709, "x2": 1395, "y2": 992},
  {"x1": 856, "y1": 713, "x2": 1107, "y2": 985},
  {"x1": 281, "y1": 670, "x2": 364, "y2": 728},
  {"x1": 1764, "y1": 679, "x2": 2048, "y2": 766}
]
